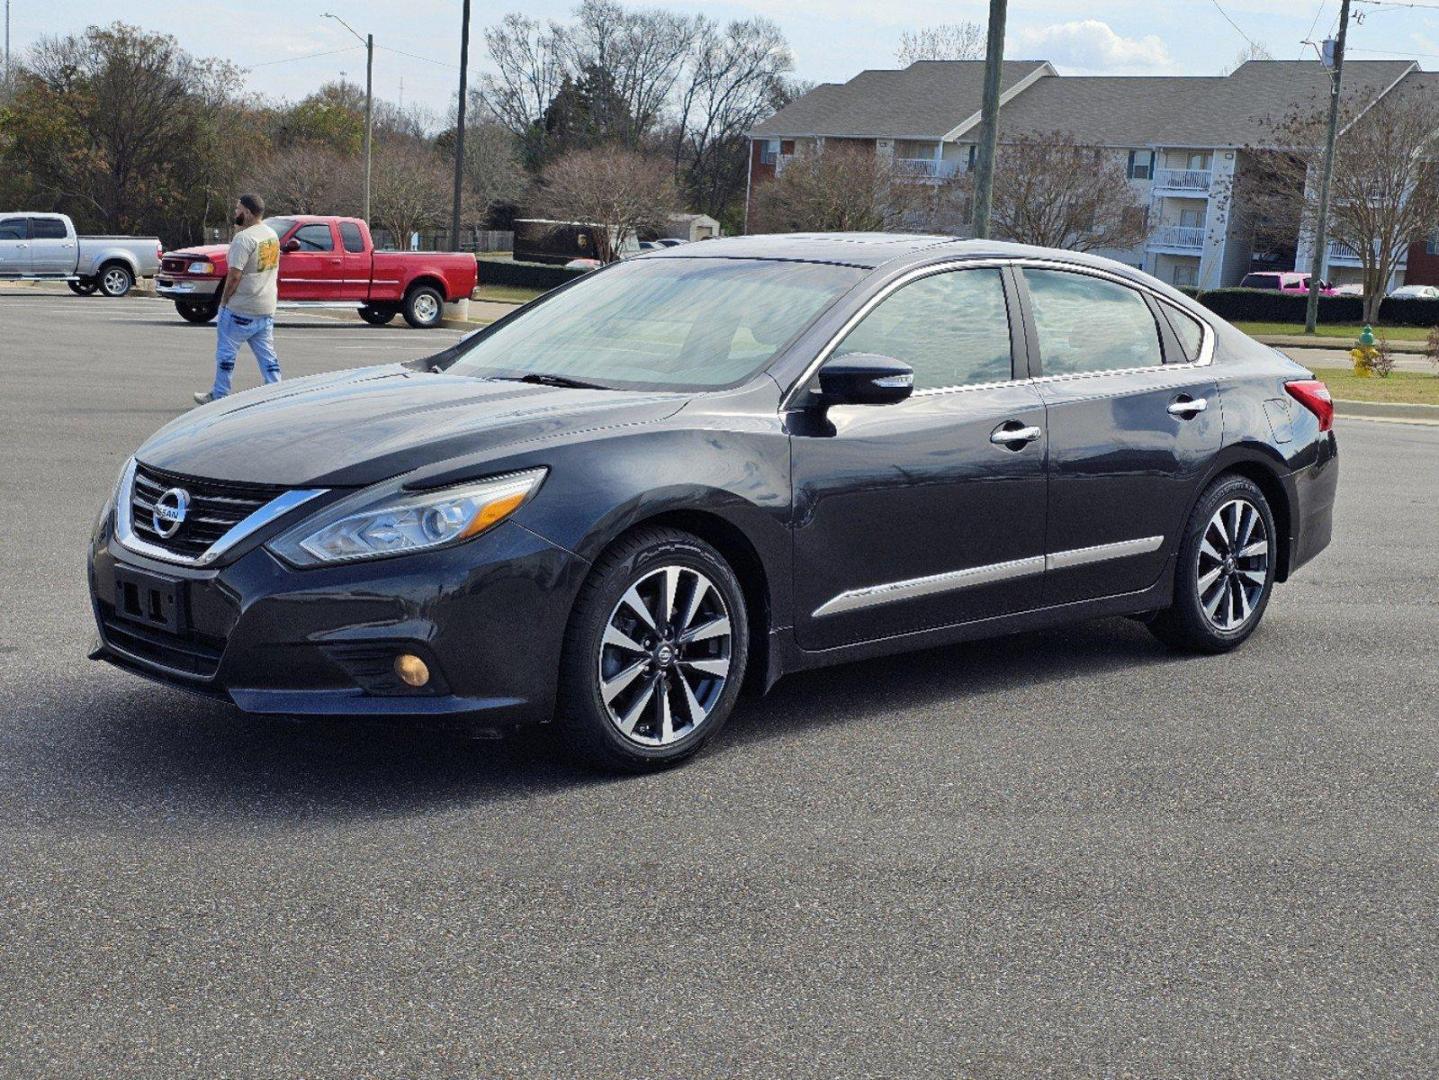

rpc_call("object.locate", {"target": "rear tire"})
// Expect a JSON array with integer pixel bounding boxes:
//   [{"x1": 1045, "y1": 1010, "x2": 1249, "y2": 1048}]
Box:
[
  {"x1": 556, "y1": 527, "x2": 749, "y2": 772},
  {"x1": 68, "y1": 278, "x2": 98, "y2": 296},
  {"x1": 176, "y1": 301, "x2": 218, "y2": 323},
  {"x1": 402, "y1": 284, "x2": 444, "y2": 328},
  {"x1": 98, "y1": 263, "x2": 134, "y2": 297},
  {"x1": 359, "y1": 304, "x2": 398, "y2": 326},
  {"x1": 1148, "y1": 474, "x2": 1277, "y2": 653}
]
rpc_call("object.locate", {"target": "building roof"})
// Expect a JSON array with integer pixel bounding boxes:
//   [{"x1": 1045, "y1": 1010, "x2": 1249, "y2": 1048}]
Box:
[
  {"x1": 751, "y1": 60, "x2": 1052, "y2": 140},
  {"x1": 753, "y1": 58, "x2": 1420, "y2": 149}
]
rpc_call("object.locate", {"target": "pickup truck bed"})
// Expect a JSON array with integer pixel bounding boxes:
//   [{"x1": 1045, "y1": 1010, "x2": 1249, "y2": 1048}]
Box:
[{"x1": 157, "y1": 215, "x2": 477, "y2": 328}]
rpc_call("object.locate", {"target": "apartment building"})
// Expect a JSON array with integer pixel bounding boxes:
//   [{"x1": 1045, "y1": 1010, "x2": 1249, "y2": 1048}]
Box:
[{"x1": 749, "y1": 58, "x2": 1426, "y2": 290}]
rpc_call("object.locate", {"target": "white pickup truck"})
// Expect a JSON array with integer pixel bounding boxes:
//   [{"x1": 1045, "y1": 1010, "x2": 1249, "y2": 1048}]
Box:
[{"x1": 0, "y1": 212, "x2": 162, "y2": 297}]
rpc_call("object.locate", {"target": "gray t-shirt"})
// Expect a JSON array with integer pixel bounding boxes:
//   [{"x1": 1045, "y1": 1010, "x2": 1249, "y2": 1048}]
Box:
[{"x1": 226, "y1": 222, "x2": 280, "y2": 316}]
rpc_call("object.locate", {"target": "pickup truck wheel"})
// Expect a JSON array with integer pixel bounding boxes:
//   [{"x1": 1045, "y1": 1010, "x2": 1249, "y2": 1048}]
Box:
[
  {"x1": 68, "y1": 278, "x2": 99, "y2": 296},
  {"x1": 402, "y1": 285, "x2": 444, "y2": 328},
  {"x1": 359, "y1": 304, "x2": 398, "y2": 326},
  {"x1": 176, "y1": 301, "x2": 218, "y2": 324},
  {"x1": 98, "y1": 263, "x2": 134, "y2": 298}
]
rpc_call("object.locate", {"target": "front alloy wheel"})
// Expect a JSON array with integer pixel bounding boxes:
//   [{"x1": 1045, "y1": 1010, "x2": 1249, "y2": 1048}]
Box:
[{"x1": 558, "y1": 527, "x2": 748, "y2": 771}]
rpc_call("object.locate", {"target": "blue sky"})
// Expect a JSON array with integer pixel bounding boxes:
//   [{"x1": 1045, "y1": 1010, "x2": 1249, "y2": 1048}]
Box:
[{"x1": 8, "y1": 0, "x2": 1439, "y2": 118}]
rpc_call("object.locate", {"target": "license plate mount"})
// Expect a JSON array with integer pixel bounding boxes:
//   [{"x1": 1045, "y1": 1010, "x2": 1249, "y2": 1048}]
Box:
[{"x1": 113, "y1": 566, "x2": 186, "y2": 635}]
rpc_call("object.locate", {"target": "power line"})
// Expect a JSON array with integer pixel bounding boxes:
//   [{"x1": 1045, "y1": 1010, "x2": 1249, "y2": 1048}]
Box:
[
  {"x1": 1349, "y1": 44, "x2": 1439, "y2": 58},
  {"x1": 249, "y1": 45, "x2": 362, "y2": 68},
  {"x1": 1209, "y1": 0, "x2": 1259, "y2": 49},
  {"x1": 377, "y1": 43, "x2": 456, "y2": 70}
]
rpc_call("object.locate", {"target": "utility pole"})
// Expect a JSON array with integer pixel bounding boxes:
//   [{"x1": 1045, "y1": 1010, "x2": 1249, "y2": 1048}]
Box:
[
  {"x1": 5, "y1": 0, "x2": 11, "y2": 91},
  {"x1": 971, "y1": 0, "x2": 1008, "y2": 239},
  {"x1": 451, "y1": 0, "x2": 472, "y2": 252},
  {"x1": 1305, "y1": 0, "x2": 1351, "y2": 335},
  {"x1": 324, "y1": 14, "x2": 373, "y2": 224}
]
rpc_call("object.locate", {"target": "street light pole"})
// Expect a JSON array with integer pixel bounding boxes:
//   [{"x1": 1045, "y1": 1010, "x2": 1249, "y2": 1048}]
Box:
[
  {"x1": 324, "y1": 14, "x2": 373, "y2": 224},
  {"x1": 972, "y1": 0, "x2": 1009, "y2": 239},
  {"x1": 1305, "y1": 0, "x2": 1351, "y2": 335},
  {"x1": 451, "y1": 0, "x2": 471, "y2": 252}
]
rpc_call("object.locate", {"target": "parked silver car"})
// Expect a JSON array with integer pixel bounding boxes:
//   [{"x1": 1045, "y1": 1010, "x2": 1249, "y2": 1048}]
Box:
[{"x1": 0, "y1": 212, "x2": 162, "y2": 297}]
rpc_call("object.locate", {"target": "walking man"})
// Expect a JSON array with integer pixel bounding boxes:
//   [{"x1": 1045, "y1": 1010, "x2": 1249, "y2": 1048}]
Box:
[{"x1": 194, "y1": 193, "x2": 281, "y2": 405}]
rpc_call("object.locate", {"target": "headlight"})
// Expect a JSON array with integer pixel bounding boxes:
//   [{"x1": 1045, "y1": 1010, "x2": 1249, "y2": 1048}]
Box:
[
  {"x1": 187, "y1": 260, "x2": 214, "y2": 274},
  {"x1": 95, "y1": 455, "x2": 134, "y2": 536},
  {"x1": 267, "y1": 468, "x2": 546, "y2": 567}
]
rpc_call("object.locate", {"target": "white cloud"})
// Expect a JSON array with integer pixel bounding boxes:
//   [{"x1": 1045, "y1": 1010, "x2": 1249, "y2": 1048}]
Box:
[{"x1": 1012, "y1": 19, "x2": 1175, "y2": 74}]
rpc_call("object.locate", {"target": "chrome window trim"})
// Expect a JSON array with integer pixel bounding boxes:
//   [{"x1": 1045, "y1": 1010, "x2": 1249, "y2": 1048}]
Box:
[
  {"x1": 781, "y1": 256, "x2": 1215, "y2": 409},
  {"x1": 812, "y1": 534, "x2": 1165, "y2": 618},
  {"x1": 115, "y1": 457, "x2": 327, "y2": 567}
]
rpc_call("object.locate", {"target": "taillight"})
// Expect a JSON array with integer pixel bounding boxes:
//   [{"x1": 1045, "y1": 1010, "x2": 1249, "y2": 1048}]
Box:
[{"x1": 1286, "y1": 379, "x2": 1334, "y2": 432}]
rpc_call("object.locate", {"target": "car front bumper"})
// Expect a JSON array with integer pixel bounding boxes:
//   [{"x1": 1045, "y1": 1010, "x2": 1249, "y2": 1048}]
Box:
[
  {"x1": 157, "y1": 277, "x2": 221, "y2": 299},
  {"x1": 88, "y1": 510, "x2": 589, "y2": 728}
]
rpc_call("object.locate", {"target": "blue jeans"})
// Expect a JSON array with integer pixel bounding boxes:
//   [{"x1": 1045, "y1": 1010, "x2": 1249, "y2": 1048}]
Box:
[{"x1": 213, "y1": 308, "x2": 280, "y2": 398}]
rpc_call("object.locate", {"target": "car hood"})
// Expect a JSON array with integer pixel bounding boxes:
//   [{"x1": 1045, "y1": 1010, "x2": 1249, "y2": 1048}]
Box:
[
  {"x1": 135, "y1": 364, "x2": 688, "y2": 487},
  {"x1": 165, "y1": 243, "x2": 229, "y2": 266}
]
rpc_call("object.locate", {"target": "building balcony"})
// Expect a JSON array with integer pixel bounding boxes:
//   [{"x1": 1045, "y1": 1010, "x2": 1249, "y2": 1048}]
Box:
[
  {"x1": 892, "y1": 158, "x2": 960, "y2": 183},
  {"x1": 1327, "y1": 239, "x2": 1406, "y2": 265},
  {"x1": 1148, "y1": 225, "x2": 1206, "y2": 251},
  {"x1": 1152, "y1": 168, "x2": 1213, "y2": 193}
]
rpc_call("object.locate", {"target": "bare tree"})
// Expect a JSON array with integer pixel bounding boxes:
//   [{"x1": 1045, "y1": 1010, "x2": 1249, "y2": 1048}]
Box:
[
  {"x1": 481, "y1": 12, "x2": 567, "y2": 162},
  {"x1": 246, "y1": 144, "x2": 357, "y2": 215},
  {"x1": 896, "y1": 23, "x2": 985, "y2": 65},
  {"x1": 537, "y1": 146, "x2": 678, "y2": 261},
  {"x1": 461, "y1": 113, "x2": 531, "y2": 217},
  {"x1": 369, "y1": 139, "x2": 455, "y2": 248},
  {"x1": 1234, "y1": 91, "x2": 1439, "y2": 321},
  {"x1": 749, "y1": 143, "x2": 931, "y2": 233},
  {"x1": 971, "y1": 132, "x2": 1150, "y2": 252},
  {"x1": 1228, "y1": 41, "x2": 1274, "y2": 74},
  {"x1": 672, "y1": 16, "x2": 793, "y2": 218}
]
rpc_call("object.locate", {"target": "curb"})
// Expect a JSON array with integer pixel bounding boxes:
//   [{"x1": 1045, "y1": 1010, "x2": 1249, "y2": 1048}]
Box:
[
  {"x1": 1255, "y1": 334, "x2": 1428, "y2": 354},
  {"x1": 1334, "y1": 398, "x2": 1439, "y2": 423}
]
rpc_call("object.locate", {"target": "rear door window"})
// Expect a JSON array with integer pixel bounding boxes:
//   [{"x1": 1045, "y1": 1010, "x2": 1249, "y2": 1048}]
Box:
[
  {"x1": 1023, "y1": 268, "x2": 1164, "y2": 375},
  {"x1": 29, "y1": 218, "x2": 69, "y2": 239}
]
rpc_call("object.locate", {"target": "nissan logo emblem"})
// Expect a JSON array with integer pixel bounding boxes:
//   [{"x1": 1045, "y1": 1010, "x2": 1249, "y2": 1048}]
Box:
[{"x1": 152, "y1": 487, "x2": 190, "y2": 539}]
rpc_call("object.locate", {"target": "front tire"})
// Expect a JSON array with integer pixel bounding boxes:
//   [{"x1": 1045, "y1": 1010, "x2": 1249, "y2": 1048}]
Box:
[
  {"x1": 176, "y1": 300, "x2": 218, "y2": 323},
  {"x1": 402, "y1": 284, "x2": 444, "y2": 328},
  {"x1": 359, "y1": 304, "x2": 398, "y2": 326},
  {"x1": 556, "y1": 527, "x2": 749, "y2": 772},
  {"x1": 98, "y1": 263, "x2": 134, "y2": 297},
  {"x1": 1149, "y1": 474, "x2": 1277, "y2": 653}
]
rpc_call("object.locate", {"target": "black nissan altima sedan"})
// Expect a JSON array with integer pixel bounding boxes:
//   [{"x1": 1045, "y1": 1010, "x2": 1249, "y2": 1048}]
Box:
[{"x1": 89, "y1": 234, "x2": 1338, "y2": 770}]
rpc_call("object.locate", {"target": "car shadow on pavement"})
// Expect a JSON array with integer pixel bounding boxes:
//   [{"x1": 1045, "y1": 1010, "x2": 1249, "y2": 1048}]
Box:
[{"x1": 7, "y1": 616, "x2": 1195, "y2": 831}]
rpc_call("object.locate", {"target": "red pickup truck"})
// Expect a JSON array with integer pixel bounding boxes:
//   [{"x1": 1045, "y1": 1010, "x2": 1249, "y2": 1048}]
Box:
[{"x1": 156, "y1": 215, "x2": 477, "y2": 328}]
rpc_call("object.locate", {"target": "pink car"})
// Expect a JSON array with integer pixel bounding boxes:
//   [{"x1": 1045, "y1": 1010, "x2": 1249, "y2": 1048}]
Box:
[{"x1": 1240, "y1": 271, "x2": 1335, "y2": 296}]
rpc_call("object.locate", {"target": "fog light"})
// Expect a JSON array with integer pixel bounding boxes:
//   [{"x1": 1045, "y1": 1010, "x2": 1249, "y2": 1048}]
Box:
[{"x1": 394, "y1": 653, "x2": 430, "y2": 688}]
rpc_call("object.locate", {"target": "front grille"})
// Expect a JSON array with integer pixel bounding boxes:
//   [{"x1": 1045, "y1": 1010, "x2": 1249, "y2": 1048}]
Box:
[
  {"x1": 129, "y1": 462, "x2": 288, "y2": 560},
  {"x1": 98, "y1": 601, "x2": 225, "y2": 680},
  {"x1": 161, "y1": 256, "x2": 187, "y2": 273}
]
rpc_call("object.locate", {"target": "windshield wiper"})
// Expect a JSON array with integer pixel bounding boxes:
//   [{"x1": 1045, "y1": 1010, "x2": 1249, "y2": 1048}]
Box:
[{"x1": 490, "y1": 372, "x2": 609, "y2": 390}]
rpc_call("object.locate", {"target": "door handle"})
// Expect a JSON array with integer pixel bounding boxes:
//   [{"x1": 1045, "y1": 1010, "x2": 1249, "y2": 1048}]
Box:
[
  {"x1": 1167, "y1": 396, "x2": 1208, "y2": 418},
  {"x1": 990, "y1": 423, "x2": 1043, "y2": 447}
]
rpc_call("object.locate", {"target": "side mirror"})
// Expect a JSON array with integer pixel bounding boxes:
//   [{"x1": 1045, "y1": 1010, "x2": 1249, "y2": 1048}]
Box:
[
  {"x1": 816, "y1": 353, "x2": 914, "y2": 406},
  {"x1": 281, "y1": 238, "x2": 301, "y2": 253}
]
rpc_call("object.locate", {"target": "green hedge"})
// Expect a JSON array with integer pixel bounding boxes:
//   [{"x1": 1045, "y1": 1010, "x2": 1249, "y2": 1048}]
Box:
[
  {"x1": 1195, "y1": 287, "x2": 1439, "y2": 326},
  {"x1": 478, "y1": 258, "x2": 588, "y2": 291}
]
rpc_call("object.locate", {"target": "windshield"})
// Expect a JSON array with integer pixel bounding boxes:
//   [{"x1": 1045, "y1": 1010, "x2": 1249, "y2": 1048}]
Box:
[
  {"x1": 263, "y1": 217, "x2": 296, "y2": 239},
  {"x1": 444, "y1": 257, "x2": 864, "y2": 391}
]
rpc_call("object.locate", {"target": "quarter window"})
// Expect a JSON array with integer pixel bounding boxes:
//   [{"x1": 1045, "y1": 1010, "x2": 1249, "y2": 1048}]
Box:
[
  {"x1": 833, "y1": 268, "x2": 1013, "y2": 391},
  {"x1": 291, "y1": 224, "x2": 334, "y2": 251},
  {"x1": 1023, "y1": 268, "x2": 1163, "y2": 375},
  {"x1": 339, "y1": 221, "x2": 365, "y2": 253},
  {"x1": 30, "y1": 217, "x2": 68, "y2": 239},
  {"x1": 1162, "y1": 304, "x2": 1206, "y2": 362}
]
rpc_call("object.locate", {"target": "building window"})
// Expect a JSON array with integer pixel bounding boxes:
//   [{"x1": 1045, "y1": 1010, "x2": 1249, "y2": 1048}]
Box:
[
  {"x1": 966, "y1": 144, "x2": 977, "y2": 171},
  {"x1": 1186, "y1": 151, "x2": 1212, "y2": 172},
  {"x1": 1126, "y1": 150, "x2": 1154, "y2": 180},
  {"x1": 759, "y1": 139, "x2": 779, "y2": 165},
  {"x1": 894, "y1": 139, "x2": 939, "y2": 161},
  {"x1": 1426, "y1": 233, "x2": 1439, "y2": 256},
  {"x1": 1171, "y1": 263, "x2": 1199, "y2": 287}
]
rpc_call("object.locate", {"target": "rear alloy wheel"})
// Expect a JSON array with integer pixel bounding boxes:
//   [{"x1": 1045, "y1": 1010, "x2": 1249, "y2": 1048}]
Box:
[
  {"x1": 68, "y1": 278, "x2": 98, "y2": 296},
  {"x1": 1149, "y1": 475, "x2": 1276, "y2": 653},
  {"x1": 358, "y1": 304, "x2": 398, "y2": 326},
  {"x1": 557, "y1": 527, "x2": 748, "y2": 771},
  {"x1": 402, "y1": 285, "x2": 443, "y2": 328},
  {"x1": 99, "y1": 263, "x2": 134, "y2": 297}
]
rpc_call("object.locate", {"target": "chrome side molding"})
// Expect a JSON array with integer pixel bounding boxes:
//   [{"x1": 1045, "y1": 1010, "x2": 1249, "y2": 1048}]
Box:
[{"x1": 812, "y1": 535, "x2": 1165, "y2": 618}]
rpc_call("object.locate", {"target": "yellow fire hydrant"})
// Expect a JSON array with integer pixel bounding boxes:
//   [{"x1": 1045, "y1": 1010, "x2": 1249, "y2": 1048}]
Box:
[{"x1": 1350, "y1": 323, "x2": 1378, "y2": 377}]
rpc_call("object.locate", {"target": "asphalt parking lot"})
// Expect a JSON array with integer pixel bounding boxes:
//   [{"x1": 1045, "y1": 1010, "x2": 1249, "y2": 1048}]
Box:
[{"x1": 2, "y1": 288, "x2": 1438, "y2": 1077}]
